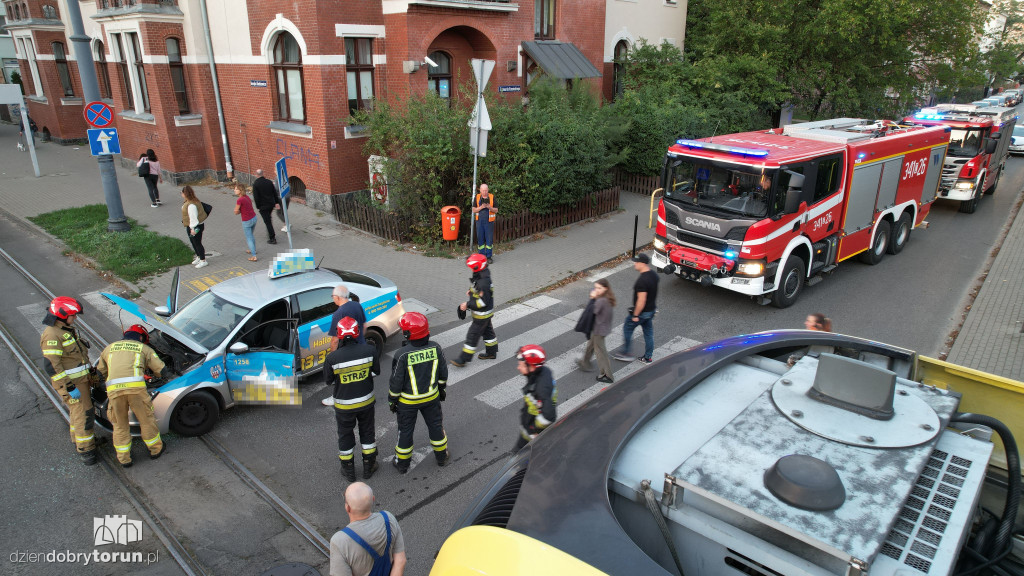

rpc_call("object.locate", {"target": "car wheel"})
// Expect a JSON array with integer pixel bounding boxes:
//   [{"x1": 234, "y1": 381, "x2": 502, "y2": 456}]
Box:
[
  {"x1": 366, "y1": 328, "x2": 385, "y2": 362},
  {"x1": 170, "y1": 390, "x2": 219, "y2": 437},
  {"x1": 887, "y1": 213, "x2": 912, "y2": 255},
  {"x1": 860, "y1": 220, "x2": 890, "y2": 265},
  {"x1": 771, "y1": 255, "x2": 805, "y2": 309}
]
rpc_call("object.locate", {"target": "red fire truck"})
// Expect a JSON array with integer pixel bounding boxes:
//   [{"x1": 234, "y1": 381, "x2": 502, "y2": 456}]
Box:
[
  {"x1": 652, "y1": 118, "x2": 950, "y2": 307},
  {"x1": 902, "y1": 104, "x2": 1017, "y2": 213}
]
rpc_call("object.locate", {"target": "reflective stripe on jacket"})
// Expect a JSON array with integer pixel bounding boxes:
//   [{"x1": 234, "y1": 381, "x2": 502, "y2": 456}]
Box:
[
  {"x1": 40, "y1": 323, "x2": 90, "y2": 391},
  {"x1": 466, "y1": 269, "x2": 494, "y2": 320},
  {"x1": 96, "y1": 339, "x2": 165, "y2": 396},
  {"x1": 389, "y1": 341, "x2": 448, "y2": 405},
  {"x1": 323, "y1": 341, "x2": 380, "y2": 411}
]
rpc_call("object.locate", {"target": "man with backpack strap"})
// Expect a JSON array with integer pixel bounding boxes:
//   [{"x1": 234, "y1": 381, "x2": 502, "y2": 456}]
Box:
[{"x1": 330, "y1": 482, "x2": 407, "y2": 576}]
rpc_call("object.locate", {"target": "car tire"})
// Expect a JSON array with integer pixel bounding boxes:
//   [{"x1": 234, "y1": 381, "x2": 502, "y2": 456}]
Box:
[
  {"x1": 771, "y1": 255, "x2": 805, "y2": 309},
  {"x1": 170, "y1": 390, "x2": 220, "y2": 437},
  {"x1": 860, "y1": 220, "x2": 890, "y2": 265},
  {"x1": 366, "y1": 328, "x2": 385, "y2": 362},
  {"x1": 887, "y1": 213, "x2": 912, "y2": 255}
]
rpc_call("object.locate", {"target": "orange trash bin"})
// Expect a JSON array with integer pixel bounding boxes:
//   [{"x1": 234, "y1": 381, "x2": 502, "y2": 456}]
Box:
[{"x1": 441, "y1": 206, "x2": 461, "y2": 241}]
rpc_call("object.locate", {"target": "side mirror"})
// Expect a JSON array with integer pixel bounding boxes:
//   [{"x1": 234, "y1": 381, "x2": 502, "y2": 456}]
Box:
[
  {"x1": 154, "y1": 306, "x2": 171, "y2": 318},
  {"x1": 229, "y1": 342, "x2": 249, "y2": 355},
  {"x1": 985, "y1": 139, "x2": 998, "y2": 154},
  {"x1": 990, "y1": 132, "x2": 1001, "y2": 140},
  {"x1": 784, "y1": 188, "x2": 803, "y2": 214}
]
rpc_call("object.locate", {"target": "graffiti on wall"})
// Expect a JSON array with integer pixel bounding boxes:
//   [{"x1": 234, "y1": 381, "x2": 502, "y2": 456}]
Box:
[{"x1": 276, "y1": 139, "x2": 321, "y2": 167}]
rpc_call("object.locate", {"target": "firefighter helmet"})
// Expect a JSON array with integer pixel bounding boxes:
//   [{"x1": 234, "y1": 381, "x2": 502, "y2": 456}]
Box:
[
  {"x1": 336, "y1": 316, "x2": 360, "y2": 340},
  {"x1": 124, "y1": 324, "x2": 150, "y2": 345},
  {"x1": 517, "y1": 344, "x2": 546, "y2": 366},
  {"x1": 466, "y1": 253, "x2": 488, "y2": 272},
  {"x1": 49, "y1": 296, "x2": 84, "y2": 320},
  {"x1": 399, "y1": 312, "x2": 430, "y2": 340}
]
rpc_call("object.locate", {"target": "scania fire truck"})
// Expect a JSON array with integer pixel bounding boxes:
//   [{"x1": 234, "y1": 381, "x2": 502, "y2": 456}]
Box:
[
  {"x1": 903, "y1": 104, "x2": 1016, "y2": 213},
  {"x1": 650, "y1": 118, "x2": 950, "y2": 308}
]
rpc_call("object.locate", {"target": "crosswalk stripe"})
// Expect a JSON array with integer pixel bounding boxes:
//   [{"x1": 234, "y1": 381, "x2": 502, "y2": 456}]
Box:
[
  {"x1": 586, "y1": 261, "x2": 633, "y2": 283},
  {"x1": 432, "y1": 295, "x2": 561, "y2": 349},
  {"x1": 446, "y1": 309, "x2": 582, "y2": 386},
  {"x1": 557, "y1": 336, "x2": 700, "y2": 415}
]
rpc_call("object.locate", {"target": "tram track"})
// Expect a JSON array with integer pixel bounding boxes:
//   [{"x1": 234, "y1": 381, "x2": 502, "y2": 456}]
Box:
[{"x1": 0, "y1": 246, "x2": 330, "y2": 573}]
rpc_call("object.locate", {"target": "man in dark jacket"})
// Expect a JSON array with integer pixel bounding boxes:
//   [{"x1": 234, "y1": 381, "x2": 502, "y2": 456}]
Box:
[
  {"x1": 451, "y1": 254, "x2": 496, "y2": 367},
  {"x1": 324, "y1": 317, "x2": 381, "y2": 481},
  {"x1": 515, "y1": 344, "x2": 557, "y2": 451},
  {"x1": 251, "y1": 168, "x2": 279, "y2": 244}
]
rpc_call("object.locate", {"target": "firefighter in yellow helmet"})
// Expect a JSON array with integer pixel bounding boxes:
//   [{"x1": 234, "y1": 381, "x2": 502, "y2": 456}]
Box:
[
  {"x1": 40, "y1": 296, "x2": 101, "y2": 465},
  {"x1": 95, "y1": 325, "x2": 169, "y2": 467}
]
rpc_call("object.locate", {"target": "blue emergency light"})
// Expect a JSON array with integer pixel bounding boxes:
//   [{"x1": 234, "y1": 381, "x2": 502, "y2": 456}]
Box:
[
  {"x1": 675, "y1": 139, "x2": 770, "y2": 158},
  {"x1": 724, "y1": 249, "x2": 739, "y2": 259}
]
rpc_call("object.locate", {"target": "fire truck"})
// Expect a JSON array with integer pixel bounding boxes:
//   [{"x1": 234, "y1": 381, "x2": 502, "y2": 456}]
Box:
[
  {"x1": 650, "y1": 118, "x2": 951, "y2": 308},
  {"x1": 902, "y1": 104, "x2": 1017, "y2": 214}
]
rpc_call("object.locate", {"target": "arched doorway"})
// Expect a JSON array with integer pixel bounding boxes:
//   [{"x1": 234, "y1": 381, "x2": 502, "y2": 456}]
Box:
[
  {"x1": 426, "y1": 26, "x2": 496, "y2": 103},
  {"x1": 288, "y1": 176, "x2": 306, "y2": 201}
]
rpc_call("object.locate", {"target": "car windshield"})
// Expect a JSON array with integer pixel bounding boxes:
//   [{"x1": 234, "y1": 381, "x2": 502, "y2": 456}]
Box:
[
  {"x1": 169, "y1": 291, "x2": 252, "y2": 349},
  {"x1": 663, "y1": 157, "x2": 776, "y2": 219},
  {"x1": 948, "y1": 128, "x2": 984, "y2": 157},
  {"x1": 1013, "y1": 126, "x2": 1024, "y2": 138}
]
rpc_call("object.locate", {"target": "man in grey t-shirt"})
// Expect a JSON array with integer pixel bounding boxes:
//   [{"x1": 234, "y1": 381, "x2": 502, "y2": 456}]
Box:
[{"x1": 330, "y1": 482, "x2": 407, "y2": 576}]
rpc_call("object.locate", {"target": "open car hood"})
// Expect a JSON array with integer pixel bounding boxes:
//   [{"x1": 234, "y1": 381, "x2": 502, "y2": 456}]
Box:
[{"x1": 100, "y1": 292, "x2": 209, "y2": 355}]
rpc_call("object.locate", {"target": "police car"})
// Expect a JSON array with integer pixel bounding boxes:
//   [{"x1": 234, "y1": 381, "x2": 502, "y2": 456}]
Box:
[{"x1": 95, "y1": 251, "x2": 405, "y2": 436}]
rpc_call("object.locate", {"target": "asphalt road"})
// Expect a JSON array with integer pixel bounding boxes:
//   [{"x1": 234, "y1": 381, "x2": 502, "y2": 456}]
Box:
[{"x1": 2, "y1": 155, "x2": 1022, "y2": 575}]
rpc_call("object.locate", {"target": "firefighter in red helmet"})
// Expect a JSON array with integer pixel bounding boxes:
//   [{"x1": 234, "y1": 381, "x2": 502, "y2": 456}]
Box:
[
  {"x1": 324, "y1": 316, "x2": 381, "y2": 482},
  {"x1": 40, "y1": 296, "x2": 101, "y2": 465},
  {"x1": 95, "y1": 324, "x2": 170, "y2": 467},
  {"x1": 515, "y1": 344, "x2": 558, "y2": 451},
  {"x1": 389, "y1": 312, "x2": 450, "y2": 474},
  {"x1": 451, "y1": 254, "x2": 497, "y2": 367}
]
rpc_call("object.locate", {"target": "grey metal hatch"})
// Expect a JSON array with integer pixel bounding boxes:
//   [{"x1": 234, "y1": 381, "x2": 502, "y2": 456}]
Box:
[{"x1": 520, "y1": 40, "x2": 601, "y2": 80}]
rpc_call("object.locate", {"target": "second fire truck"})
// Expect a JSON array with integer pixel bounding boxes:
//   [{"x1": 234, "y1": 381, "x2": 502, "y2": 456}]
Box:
[{"x1": 652, "y1": 118, "x2": 950, "y2": 307}]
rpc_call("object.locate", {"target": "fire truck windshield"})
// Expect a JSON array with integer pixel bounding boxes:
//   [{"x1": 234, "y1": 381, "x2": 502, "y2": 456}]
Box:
[
  {"x1": 948, "y1": 128, "x2": 984, "y2": 157},
  {"x1": 663, "y1": 157, "x2": 775, "y2": 219}
]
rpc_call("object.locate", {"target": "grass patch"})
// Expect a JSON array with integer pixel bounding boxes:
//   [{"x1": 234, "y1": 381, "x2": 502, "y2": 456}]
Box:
[{"x1": 30, "y1": 204, "x2": 195, "y2": 282}]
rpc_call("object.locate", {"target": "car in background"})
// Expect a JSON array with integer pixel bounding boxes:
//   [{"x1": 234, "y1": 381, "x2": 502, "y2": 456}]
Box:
[
  {"x1": 1010, "y1": 124, "x2": 1024, "y2": 155},
  {"x1": 96, "y1": 256, "x2": 405, "y2": 436},
  {"x1": 1002, "y1": 89, "x2": 1022, "y2": 106}
]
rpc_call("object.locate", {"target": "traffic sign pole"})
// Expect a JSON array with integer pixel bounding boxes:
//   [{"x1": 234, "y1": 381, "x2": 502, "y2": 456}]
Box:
[{"x1": 276, "y1": 157, "x2": 293, "y2": 249}]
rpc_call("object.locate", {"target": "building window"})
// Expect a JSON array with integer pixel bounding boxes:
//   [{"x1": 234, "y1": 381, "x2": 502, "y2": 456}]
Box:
[
  {"x1": 52, "y1": 42, "x2": 74, "y2": 96},
  {"x1": 112, "y1": 34, "x2": 133, "y2": 108},
  {"x1": 95, "y1": 40, "x2": 111, "y2": 99},
  {"x1": 612, "y1": 40, "x2": 628, "y2": 100},
  {"x1": 272, "y1": 32, "x2": 304, "y2": 122},
  {"x1": 41, "y1": 4, "x2": 56, "y2": 19},
  {"x1": 128, "y1": 32, "x2": 149, "y2": 112},
  {"x1": 166, "y1": 37, "x2": 188, "y2": 113},
  {"x1": 345, "y1": 37, "x2": 373, "y2": 115},
  {"x1": 426, "y1": 51, "x2": 451, "y2": 104},
  {"x1": 19, "y1": 37, "x2": 43, "y2": 97},
  {"x1": 535, "y1": 0, "x2": 555, "y2": 39},
  {"x1": 13, "y1": 4, "x2": 19, "y2": 20}
]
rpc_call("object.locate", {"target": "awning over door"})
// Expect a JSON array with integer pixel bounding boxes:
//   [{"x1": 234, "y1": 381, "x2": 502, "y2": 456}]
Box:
[{"x1": 520, "y1": 40, "x2": 601, "y2": 80}]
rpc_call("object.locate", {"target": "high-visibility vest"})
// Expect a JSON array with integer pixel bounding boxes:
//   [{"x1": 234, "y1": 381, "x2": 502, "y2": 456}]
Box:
[{"x1": 474, "y1": 193, "x2": 496, "y2": 222}]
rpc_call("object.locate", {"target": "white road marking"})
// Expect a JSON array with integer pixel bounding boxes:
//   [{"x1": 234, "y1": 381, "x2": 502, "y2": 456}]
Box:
[
  {"x1": 432, "y1": 295, "x2": 560, "y2": 348},
  {"x1": 585, "y1": 261, "x2": 633, "y2": 282},
  {"x1": 406, "y1": 448, "x2": 430, "y2": 471}
]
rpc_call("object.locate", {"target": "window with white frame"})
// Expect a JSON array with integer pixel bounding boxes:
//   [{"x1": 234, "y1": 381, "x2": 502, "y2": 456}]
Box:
[
  {"x1": 52, "y1": 42, "x2": 74, "y2": 96},
  {"x1": 166, "y1": 37, "x2": 188, "y2": 114},
  {"x1": 95, "y1": 40, "x2": 112, "y2": 99},
  {"x1": 112, "y1": 33, "x2": 134, "y2": 107},
  {"x1": 19, "y1": 37, "x2": 43, "y2": 97},
  {"x1": 272, "y1": 32, "x2": 304, "y2": 122},
  {"x1": 128, "y1": 32, "x2": 150, "y2": 112},
  {"x1": 345, "y1": 37, "x2": 374, "y2": 116}
]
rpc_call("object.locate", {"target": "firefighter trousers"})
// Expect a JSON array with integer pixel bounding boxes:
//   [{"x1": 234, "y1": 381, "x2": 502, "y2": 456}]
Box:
[
  {"x1": 108, "y1": 389, "x2": 163, "y2": 465},
  {"x1": 395, "y1": 401, "x2": 447, "y2": 462},
  {"x1": 457, "y1": 317, "x2": 497, "y2": 363},
  {"x1": 60, "y1": 375, "x2": 96, "y2": 453},
  {"x1": 335, "y1": 405, "x2": 376, "y2": 461}
]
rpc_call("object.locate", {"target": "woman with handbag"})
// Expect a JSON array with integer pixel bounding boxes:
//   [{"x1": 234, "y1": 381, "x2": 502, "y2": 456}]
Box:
[
  {"x1": 233, "y1": 184, "x2": 259, "y2": 262},
  {"x1": 181, "y1": 186, "x2": 210, "y2": 269},
  {"x1": 577, "y1": 278, "x2": 616, "y2": 383},
  {"x1": 137, "y1": 149, "x2": 163, "y2": 207}
]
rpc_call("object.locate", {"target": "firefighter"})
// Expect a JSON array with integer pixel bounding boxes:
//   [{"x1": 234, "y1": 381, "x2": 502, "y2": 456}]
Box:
[
  {"x1": 324, "y1": 317, "x2": 381, "y2": 482},
  {"x1": 95, "y1": 325, "x2": 170, "y2": 468},
  {"x1": 40, "y1": 296, "x2": 101, "y2": 465},
  {"x1": 451, "y1": 254, "x2": 496, "y2": 367},
  {"x1": 389, "y1": 312, "x2": 450, "y2": 474},
  {"x1": 515, "y1": 344, "x2": 558, "y2": 451}
]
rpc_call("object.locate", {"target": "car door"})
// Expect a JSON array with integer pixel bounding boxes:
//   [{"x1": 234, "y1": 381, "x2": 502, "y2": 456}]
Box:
[
  {"x1": 225, "y1": 299, "x2": 299, "y2": 405},
  {"x1": 293, "y1": 286, "x2": 337, "y2": 374}
]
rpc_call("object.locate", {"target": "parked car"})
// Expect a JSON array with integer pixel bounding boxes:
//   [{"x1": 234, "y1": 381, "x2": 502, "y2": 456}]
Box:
[{"x1": 1010, "y1": 124, "x2": 1024, "y2": 155}]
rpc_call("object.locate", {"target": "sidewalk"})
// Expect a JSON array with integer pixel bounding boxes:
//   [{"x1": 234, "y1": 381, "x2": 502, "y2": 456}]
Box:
[{"x1": 0, "y1": 123, "x2": 653, "y2": 325}]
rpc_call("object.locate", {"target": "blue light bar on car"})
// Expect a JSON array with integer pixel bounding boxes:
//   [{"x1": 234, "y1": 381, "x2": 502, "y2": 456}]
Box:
[{"x1": 675, "y1": 139, "x2": 770, "y2": 158}]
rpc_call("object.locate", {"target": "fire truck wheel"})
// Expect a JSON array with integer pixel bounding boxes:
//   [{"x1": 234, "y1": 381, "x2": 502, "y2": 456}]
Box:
[
  {"x1": 771, "y1": 255, "x2": 805, "y2": 309},
  {"x1": 860, "y1": 220, "x2": 890, "y2": 265},
  {"x1": 888, "y1": 213, "x2": 912, "y2": 255}
]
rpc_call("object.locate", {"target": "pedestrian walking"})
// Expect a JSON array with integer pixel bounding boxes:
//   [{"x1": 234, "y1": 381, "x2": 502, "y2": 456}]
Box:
[
  {"x1": 515, "y1": 344, "x2": 557, "y2": 451},
  {"x1": 473, "y1": 183, "x2": 497, "y2": 261},
  {"x1": 181, "y1": 185, "x2": 209, "y2": 269},
  {"x1": 612, "y1": 253, "x2": 659, "y2": 364},
  {"x1": 233, "y1": 184, "x2": 259, "y2": 262},
  {"x1": 40, "y1": 297, "x2": 101, "y2": 466},
  {"x1": 136, "y1": 149, "x2": 163, "y2": 207},
  {"x1": 330, "y1": 482, "x2": 407, "y2": 576},
  {"x1": 325, "y1": 317, "x2": 381, "y2": 482},
  {"x1": 389, "y1": 312, "x2": 450, "y2": 474},
  {"x1": 323, "y1": 285, "x2": 369, "y2": 406},
  {"x1": 451, "y1": 254, "x2": 496, "y2": 367},
  {"x1": 577, "y1": 278, "x2": 616, "y2": 383},
  {"x1": 95, "y1": 325, "x2": 169, "y2": 468},
  {"x1": 251, "y1": 169, "x2": 279, "y2": 244}
]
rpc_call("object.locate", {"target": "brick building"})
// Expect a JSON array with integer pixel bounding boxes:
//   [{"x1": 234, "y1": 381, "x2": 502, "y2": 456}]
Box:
[{"x1": 3, "y1": 0, "x2": 684, "y2": 209}]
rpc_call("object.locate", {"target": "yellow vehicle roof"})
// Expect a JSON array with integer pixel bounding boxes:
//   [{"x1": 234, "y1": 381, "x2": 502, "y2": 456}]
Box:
[{"x1": 430, "y1": 526, "x2": 609, "y2": 576}]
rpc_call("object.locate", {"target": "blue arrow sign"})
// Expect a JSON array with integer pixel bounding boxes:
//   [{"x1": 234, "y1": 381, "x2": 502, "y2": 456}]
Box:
[
  {"x1": 275, "y1": 157, "x2": 290, "y2": 199},
  {"x1": 87, "y1": 128, "x2": 121, "y2": 156}
]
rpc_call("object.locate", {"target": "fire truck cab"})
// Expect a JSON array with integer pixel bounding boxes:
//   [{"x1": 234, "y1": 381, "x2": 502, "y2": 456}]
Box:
[{"x1": 652, "y1": 118, "x2": 950, "y2": 308}]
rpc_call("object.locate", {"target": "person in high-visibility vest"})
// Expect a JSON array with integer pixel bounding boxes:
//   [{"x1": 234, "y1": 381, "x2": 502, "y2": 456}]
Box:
[
  {"x1": 40, "y1": 296, "x2": 101, "y2": 465},
  {"x1": 473, "y1": 183, "x2": 497, "y2": 261},
  {"x1": 95, "y1": 325, "x2": 170, "y2": 467}
]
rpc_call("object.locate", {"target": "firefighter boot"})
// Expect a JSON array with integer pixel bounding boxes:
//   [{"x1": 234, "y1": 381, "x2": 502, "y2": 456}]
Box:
[
  {"x1": 436, "y1": 449, "x2": 451, "y2": 467},
  {"x1": 392, "y1": 456, "x2": 410, "y2": 475},
  {"x1": 80, "y1": 449, "x2": 98, "y2": 466},
  {"x1": 341, "y1": 459, "x2": 357, "y2": 482},
  {"x1": 363, "y1": 454, "x2": 379, "y2": 480}
]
